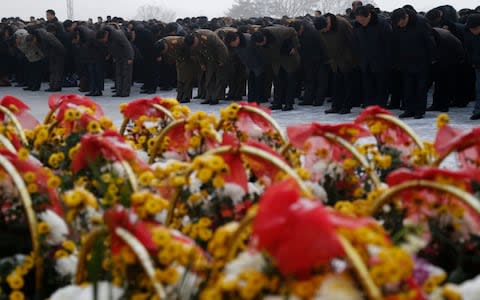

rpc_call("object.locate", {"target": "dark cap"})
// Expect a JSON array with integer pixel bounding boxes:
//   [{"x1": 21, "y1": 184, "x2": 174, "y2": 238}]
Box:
[
  {"x1": 313, "y1": 16, "x2": 327, "y2": 30},
  {"x1": 466, "y1": 13, "x2": 480, "y2": 29}
]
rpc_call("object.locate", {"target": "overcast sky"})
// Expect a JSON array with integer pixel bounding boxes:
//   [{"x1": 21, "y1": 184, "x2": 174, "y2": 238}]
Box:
[{"x1": 2, "y1": 0, "x2": 478, "y2": 20}]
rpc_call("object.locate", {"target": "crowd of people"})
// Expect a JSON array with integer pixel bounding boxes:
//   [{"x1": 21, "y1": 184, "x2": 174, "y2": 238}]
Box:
[{"x1": 1, "y1": 3, "x2": 480, "y2": 119}]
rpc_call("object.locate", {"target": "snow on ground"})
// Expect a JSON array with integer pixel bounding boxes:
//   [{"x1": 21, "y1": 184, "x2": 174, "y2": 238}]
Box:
[{"x1": 1, "y1": 80, "x2": 476, "y2": 144}]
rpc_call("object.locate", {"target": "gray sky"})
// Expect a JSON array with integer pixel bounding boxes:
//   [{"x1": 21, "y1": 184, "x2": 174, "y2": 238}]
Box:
[{"x1": 2, "y1": 0, "x2": 478, "y2": 20}]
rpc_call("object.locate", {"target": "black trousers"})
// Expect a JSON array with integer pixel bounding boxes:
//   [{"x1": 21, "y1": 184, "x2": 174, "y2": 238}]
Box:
[
  {"x1": 141, "y1": 57, "x2": 156, "y2": 91},
  {"x1": 247, "y1": 71, "x2": 266, "y2": 103},
  {"x1": 114, "y1": 59, "x2": 133, "y2": 96},
  {"x1": 403, "y1": 69, "x2": 428, "y2": 115},
  {"x1": 273, "y1": 68, "x2": 296, "y2": 106},
  {"x1": 27, "y1": 60, "x2": 43, "y2": 90},
  {"x1": 303, "y1": 61, "x2": 329, "y2": 105},
  {"x1": 331, "y1": 70, "x2": 354, "y2": 111},
  {"x1": 205, "y1": 63, "x2": 227, "y2": 102},
  {"x1": 48, "y1": 55, "x2": 64, "y2": 90},
  {"x1": 88, "y1": 62, "x2": 105, "y2": 94},
  {"x1": 362, "y1": 67, "x2": 389, "y2": 107},
  {"x1": 431, "y1": 64, "x2": 456, "y2": 110},
  {"x1": 389, "y1": 69, "x2": 404, "y2": 108},
  {"x1": 453, "y1": 63, "x2": 476, "y2": 107}
]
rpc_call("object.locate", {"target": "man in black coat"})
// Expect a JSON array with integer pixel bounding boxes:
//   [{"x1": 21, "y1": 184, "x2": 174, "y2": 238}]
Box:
[
  {"x1": 428, "y1": 28, "x2": 465, "y2": 112},
  {"x1": 131, "y1": 23, "x2": 156, "y2": 94},
  {"x1": 292, "y1": 21, "x2": 330, "y2": 106},
  {"x1": 73, "y1": 25, "x2": 106, "y2": 96},
  {"x1": 353, "y1": 6, "x2": 392, "y2": 107},
  {"x1": 225, "y1": 31, "x2": 267, "y2": 103},
  {"x1": 251, "y1": 26, "x2": 301, "y2": 111},
  {"x1": 97, "y1": 26, "x2": 134, "y2": 97},
  {"x1": 32, "y1": 28, "x2": 65, "y2": 92},
  {"x1": 391, "y1": 8, "x2": 436, "y2": 119},
  {"x1": 315, "y1": 14, "x2": 358, "y2": 114},
  {"x1": 464, "y1": 14, "x2": 480, "y2": 120}
]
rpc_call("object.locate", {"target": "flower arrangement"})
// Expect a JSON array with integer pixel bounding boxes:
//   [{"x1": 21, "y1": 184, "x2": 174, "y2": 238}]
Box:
[{"x1": 0, "y1": 97, "x2": 479, "y2": 300}]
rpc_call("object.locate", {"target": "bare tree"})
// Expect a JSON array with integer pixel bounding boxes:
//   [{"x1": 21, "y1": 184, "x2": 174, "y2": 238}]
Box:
[
  {"x1": 226, "y1": 0, "x2": 378, "y2": 18},
  {"x1": 317, "y1": 0, "x2": 378, "y2": 14},
  {"x1": 274, "y1": 0, "x2": 321, "y2": 17},
  {"x1": 135, "y1": 2, "x2": 176, "y2": 21},
  {"x1": 227, "y1": 0, "x2": 260, "y2": 18}
]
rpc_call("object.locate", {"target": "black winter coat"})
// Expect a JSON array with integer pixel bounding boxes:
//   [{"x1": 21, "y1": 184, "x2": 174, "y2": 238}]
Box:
[
  {"x1": 233, "y1": 33, "x2": 265, "y2": 76},
  {"x1": 464, "y1": 29, "x2": 480, "y2": 66},
  {"x1": 105, "y1": 27, "x2": 134, "y2": 61},
  {"x1": 432, "y1": 28, "x2": 464, "y2": 67},
  {"x1": 298, "y1": 22, "x2": 329, "y2": 64},
  {"x1": 353, "y1": 13, "x2": 392, "y2": 72},
  {"x1": 76, "y1": 25, "x2": 106, "y2": 64},
  {"x1": 392, "y1": 11, "x2": 436, "y2": 72},
  {"x1": 35, "y1": 28, "x2": 65, "y2": 57},
  {"x1": 134, "y1": 26, "x2": 155, "y2": 61}
]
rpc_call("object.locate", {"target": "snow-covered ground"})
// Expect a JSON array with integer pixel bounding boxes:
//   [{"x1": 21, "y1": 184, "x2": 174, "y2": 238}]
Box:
[{"x1": 1, "y1": 81, "x2": 477, "y2": 143}]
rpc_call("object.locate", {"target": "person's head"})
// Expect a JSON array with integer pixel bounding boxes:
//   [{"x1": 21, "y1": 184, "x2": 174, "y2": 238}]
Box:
[
  {"x1": 392, "y1": 8, "x2": 410, "y2": 28},
  {"x1": 467, "y1": 14, "x2": 480, "y2": 35},
  {"x1": 352, "y1": 1, "x2": 363, "y2": 10},
  {"x1": 314, "y1": 15, "x2": 331, "y2": 33},
  {"x1": 155, "y1": 40, "x2": 168, "y2": 54},
  {"x1": 96, "y1": 29, "x2": 109, "y2": 43},
  {"x1": 251, "y1": 30, "x2": 267, "y2": 46},
  {"x1": 106, "y1": 16, "x2": 112, "y2": 21},
  {"x1": 71, "y1": 30, "x2": 80, "y2": 44},
  {"x1": 291, "y1": 21, "x2": 305, "y2": 35},
  {"x1": 425, "y1": 9, "x2": 443, "y2": 26},
  {"x1": 26, "y1": 34, "x2": 37, "y2": 45},
  {"x1": 46, "y1": 9, "x2": 56, "y2": 22},
  {"x1": 97, "y1": 16, "x2": 103, "y2": 23},
  {"x1": 225, "y1": 31, "x2": 240, "y2": 48},
  {"x1": 402, "y1": 5, "x2": 416, "y2": 13},
  {"x1": 184, "y1": 33, "x2": 199, "y2": 48},
  {"x1": 29, "y1": 16, "x2": 35, "y2": 22},
  {"x1": 354, "y1": 6, "x2": 372, "y2": 26},
  {"x1": 314, "y1": 10, "x2": 322, "y2": 17},
  {"x1": 63, "y1": 20, "x2": 73, "y2": 31}
]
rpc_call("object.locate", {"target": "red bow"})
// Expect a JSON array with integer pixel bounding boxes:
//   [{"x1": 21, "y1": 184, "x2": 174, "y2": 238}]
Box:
[
  {"x1": 355, "y1": 105, "x2": 416, "y2": 149},
  {"x1": 72, "y1": 131, "x2": 146, "y2": 173},
  {"x1": 121, "y1": 97, "x2": 167, "y2": 121},
  {"x1": 435, "y1": 125, "x2": 480, "y2": 169},
  {"x1": 287, "y1": 122, "x2": 369, "y2": 148},
  {"x1": 49, "y1": 94, "x2": 104, "y2": 123},
  {"x1": 104, "y1": 205, "x2": 157, "y2": 254},
  {"x1": 236, "y1": 102, "x2": 274, "y2": 134},
  {"x1": 252, "y1": 179, "x2": 372, "y2": 278},
  {"x1": 0, "y1": 95, "x2": 39, "y2": 130}
]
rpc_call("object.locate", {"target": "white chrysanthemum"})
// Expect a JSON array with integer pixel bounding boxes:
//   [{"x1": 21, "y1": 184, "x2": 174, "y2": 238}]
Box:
[
  {"x1": 224, "y1": 252, "x2": 266, "y2": 281},
  {"x1": 111, "y1": 162, "x2": 126, "y2": 177},
  {"x1": 38, "y1": 209, "x2": 68, "y2": 245},
  {"x1": 219, "y1": 183, "x2": 246, "y2": 205},
  {"x1": 247, "y1": 182, "x2": 264, "y2": 196},
  {"x1": 455, "y1": 274, "x2": 480, "y2": 300},
  {"x1": 248, "y1": 124, "x2": 264, "y2": 138},
  {"x1": 154, "y1": 209, "x2": 168, "y2": 224},
  {"x1": 163, "y1": 151, "x2": 184, "y2": 161},
  {"x1": 314, "y1": 273, "x2": 363, "y2": 300},
  {"x1": 50, "y1": 282, "x2": 124, "y2": 300},
  {"x1": 305, "y1": 181, "x2": 328, "y2": 202},
  {"x1": 401, "y1": 234, "x2": 428, "y2": 254},
  {"x1": 135, "y1": 150, "x2": 149, "y2": 163},
  {"x1": 55, "y1": 254, "x2": 78, "y2": 279},
  {"x1": 189, "y1": 173, "x2": 202, "y2": 193}
]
